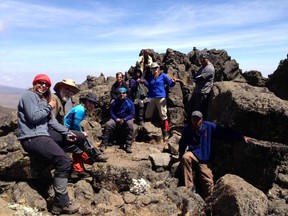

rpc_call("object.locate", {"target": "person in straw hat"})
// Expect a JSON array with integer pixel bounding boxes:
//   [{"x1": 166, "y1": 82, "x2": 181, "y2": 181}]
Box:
[
  {"x1": 52, "y1": 79, "x2": 80, "y2": 124},
  {"x1": 50, "y1": 80, "x2": 108, "y2": 179}
]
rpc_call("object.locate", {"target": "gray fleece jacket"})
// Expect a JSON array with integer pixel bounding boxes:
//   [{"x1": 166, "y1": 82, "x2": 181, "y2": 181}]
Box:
[{"x1": 17, "y1": 91, "x2": 70, "y2": 140}]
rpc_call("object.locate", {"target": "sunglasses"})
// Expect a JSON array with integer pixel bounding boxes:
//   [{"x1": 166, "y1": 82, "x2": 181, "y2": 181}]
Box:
[
  {"x1": 37, "y1": 81, "x2": 50, "y2": 87},
  {"x1": 119, "y1": 92, "x2": 126, "y2": 95},
  {"x1": 65, "y1": 87, "x2": 75, "y2": 96},
  {"x1": 87, "y1": 100, "x2": 96, "y2": 104}
]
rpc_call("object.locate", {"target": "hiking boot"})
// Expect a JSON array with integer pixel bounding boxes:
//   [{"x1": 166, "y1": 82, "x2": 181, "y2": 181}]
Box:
[
  {"x1": 163, "y1": 132, "x2": 170, "y2": 141},
  {"x1": 70, "y1": 170, "x2": 90, "y2": 179},
  {"x1": 125, "y1": 146, "x2": 132, "y2": 153},
  {"x1": 94, "y1": 154, "x2": 109, "y2": 162},
  {"x1": 99, "y1": 144, "x2": 107, "y2": 152},
  {"x1": 119, "y1": 144, "x2": 125, "y2": 150},
  {"x1": 190, "y1": 186, "x2": 196, "y2": 193},
  {"x1": 51, "y1": 202, "x2": 80, "y2": 215}
]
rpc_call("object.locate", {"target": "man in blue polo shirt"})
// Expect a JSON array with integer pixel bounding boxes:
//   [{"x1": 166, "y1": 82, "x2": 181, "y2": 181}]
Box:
[{"x1": 178, "y1": 110, "x2": 251, "y2": 199}]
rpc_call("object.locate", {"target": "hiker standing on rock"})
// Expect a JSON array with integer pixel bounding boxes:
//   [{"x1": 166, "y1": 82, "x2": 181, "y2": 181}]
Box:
[
  {"x1": 186, "y1": 51, "x2": 215, "y2": 118},
  {"x1": 64, "y1": 92, "x2": 109, "y2": 178},
  {"x1": 145, "y1": 62, "x2": 177, "y2": 141},
  {"x1": 100, "y1": 87, "x2": 135, "y2": 153},
  {"x1": 137, "y1": 49, "x2": 153, "y2": 80},
  {"x1": 178, "y1": 110, "x2": 251, "y2": 199},
  {"x1": 17, "y1": 74, "x2": 79, "y2": 214},
  {"x1": 129, "y1": 68, "x2": 149, "y2": 125}
]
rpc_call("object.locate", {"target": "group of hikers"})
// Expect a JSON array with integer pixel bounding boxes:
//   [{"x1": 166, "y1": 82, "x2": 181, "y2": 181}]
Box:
[{"x1": 17, "y1": 49, "x2": 252, "y2": 214}]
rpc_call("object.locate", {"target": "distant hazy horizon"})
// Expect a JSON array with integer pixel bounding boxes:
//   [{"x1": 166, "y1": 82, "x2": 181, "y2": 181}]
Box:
[
  {"x1": 1, "y1": 0, "x2": 287, "y2": 89},
  {"x1": 0, "y1": 85, "x2": 25, "y2": 109}
]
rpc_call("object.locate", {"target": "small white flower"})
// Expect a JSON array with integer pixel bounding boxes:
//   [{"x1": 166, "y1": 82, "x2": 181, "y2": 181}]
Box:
[
  {"x1": 9, "y1": 203, "x2": 42, "y2": 216},
  {"x1": 130, "y1": 178, "x2": 151, "y2": 195}
]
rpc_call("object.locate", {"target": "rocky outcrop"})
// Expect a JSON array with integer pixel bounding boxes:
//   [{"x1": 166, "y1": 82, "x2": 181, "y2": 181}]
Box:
[
  {"x1": 266, "y1": 57, "x2": 288, "y2": 100},
  {"x1": 208, "y1": 81, "x2": 288, "y2": 143},
  {"x1": 242, "y1": 70, "x2": 267, "y2": 87},
  {"x1": 0, "y1": 48, "x2": 288, "y2": 215}
]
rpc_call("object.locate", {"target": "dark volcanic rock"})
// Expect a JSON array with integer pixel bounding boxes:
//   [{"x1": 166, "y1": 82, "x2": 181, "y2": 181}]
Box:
[
  {"x1": 242, "y1": 70, "x2": 267, "y2": 87},
  {"x1": 205, "y1": 174, "x2": 268, "y2": 216},
  {"x1": 207, "y1": 81, "x2": 288, "y2": 143},
  {"x1": 266, "y1": 58, "x2": 288, "y2": 100}
]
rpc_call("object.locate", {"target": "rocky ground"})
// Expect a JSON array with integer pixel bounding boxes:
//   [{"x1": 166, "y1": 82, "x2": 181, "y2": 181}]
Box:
[
  {"x1": 1, "y1": 127, "x2": 287, "y2": 215},
  {"x1": 0, "y1": 138, "x2": 205, "y2": 216}
]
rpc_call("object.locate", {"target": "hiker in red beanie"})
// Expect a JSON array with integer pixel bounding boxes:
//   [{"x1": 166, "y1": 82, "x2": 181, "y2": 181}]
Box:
[
  {"x1": 17, "y1": 74, "x2": 80, "y2": 214},
  {"x1": 32, "y1": 74, "x2": 52, "y2": 87}
]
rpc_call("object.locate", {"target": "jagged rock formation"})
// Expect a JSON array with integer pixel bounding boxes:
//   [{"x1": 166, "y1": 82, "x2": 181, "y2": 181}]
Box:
[
  {"x1": 242, "y1": 70, "x2": 267, "y2": 87},
  {"x1": 266, "y1": 57, "x2": 288, "y2": 100},
  {"x1": 0, "y1": 48, "x2": 288, "y2": 215}
]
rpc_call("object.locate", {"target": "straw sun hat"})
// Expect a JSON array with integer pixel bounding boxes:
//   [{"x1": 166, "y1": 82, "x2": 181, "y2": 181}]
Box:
[{"x1": 53, "y1": 79, "x2": 80, "y2": 94}]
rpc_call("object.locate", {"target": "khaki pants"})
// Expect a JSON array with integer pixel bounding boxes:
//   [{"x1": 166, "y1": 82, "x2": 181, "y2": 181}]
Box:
[
  {"x1": 145, "y1": 97, "x2": 167, "y2": 121},
  {"x1": 180, "y1": 151, "x2": 214, "y2": 198}
]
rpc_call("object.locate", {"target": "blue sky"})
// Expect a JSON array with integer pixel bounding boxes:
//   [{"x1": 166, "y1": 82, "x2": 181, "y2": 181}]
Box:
[{"x1": 0, "y1": 0, "x2": 287, "y2": 89}]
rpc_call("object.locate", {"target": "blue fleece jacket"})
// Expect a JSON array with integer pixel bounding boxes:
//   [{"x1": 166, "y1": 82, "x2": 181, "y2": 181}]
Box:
[
  {"x1": 110, "y1": 98, "x2": 135, "y2": 122},
  {"x1": 178, "y1": 121, "x2": 244, "y2": 162},
  {"x1": 64, "y1": 104, "x2": 86, "y2": 131},
  {"x1": 147, "y1": 73, "x2": 175, "y2": 98}
]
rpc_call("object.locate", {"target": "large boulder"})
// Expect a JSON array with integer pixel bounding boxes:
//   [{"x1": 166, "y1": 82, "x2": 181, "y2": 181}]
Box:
[
  {"x1": 205, "y1": 174, "x2": 268, "y2": 216},
  {"x1": 208, "y1": 81, "x2": 288, "y2": 143}
]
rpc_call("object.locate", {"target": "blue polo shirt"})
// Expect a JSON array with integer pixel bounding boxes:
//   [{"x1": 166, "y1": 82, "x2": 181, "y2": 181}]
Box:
[{"x1": 179, "y1": 121, "x2": 244, "y2": 162}]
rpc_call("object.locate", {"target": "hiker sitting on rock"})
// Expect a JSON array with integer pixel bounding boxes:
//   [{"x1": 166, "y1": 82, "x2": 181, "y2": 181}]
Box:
[
  {"x1": 49, "y1": 79, "x2": 87, "y2": 157},
  {"x1": 100, "y1": 87, "x2": 135, "y2": 153},
  {"x1": 64, "y1": 92, "x2": 109, "y2": 178},
  {"x1": 17, "y1": 74, "x2": 79, "y2": 214},
  {"x1": 51, "y1": 79, "x2": 108, "y2": 178},
  {"x1": 178, "y1": 110, "x2": 252, "y2": 199}
]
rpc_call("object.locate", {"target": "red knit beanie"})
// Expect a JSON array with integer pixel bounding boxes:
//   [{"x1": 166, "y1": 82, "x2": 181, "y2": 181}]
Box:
[{"x1": 32, "y1": 74, "x2": 52, "y2": 86}]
